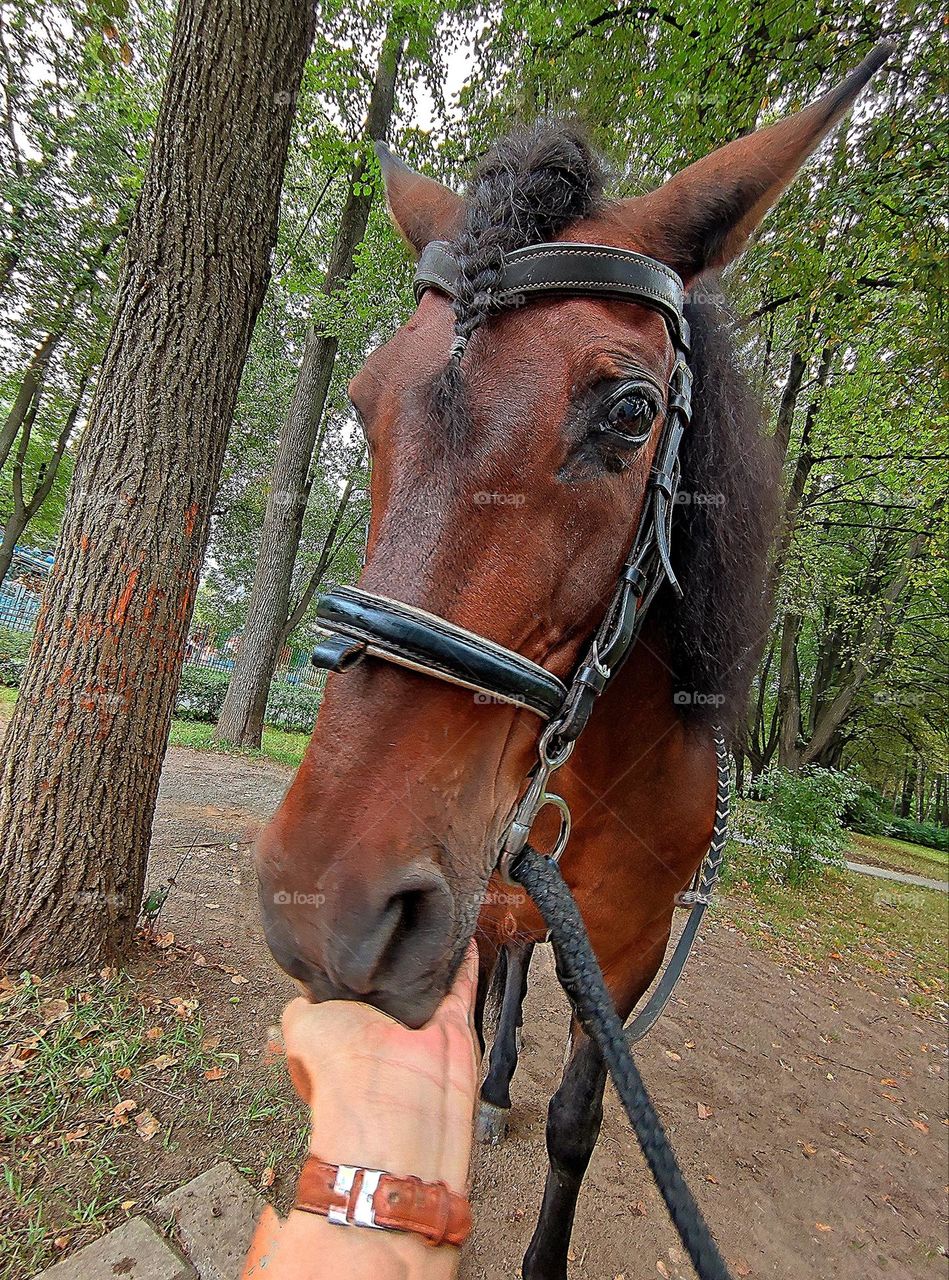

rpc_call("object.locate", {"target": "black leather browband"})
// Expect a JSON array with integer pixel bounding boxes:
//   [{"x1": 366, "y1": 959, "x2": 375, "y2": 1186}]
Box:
[
  {"x1": 414, "y1": 241, "x2": 689, "y2": 349},
  {"x1": 312, "y1": 586, "x2": 568, "y2": 719}
]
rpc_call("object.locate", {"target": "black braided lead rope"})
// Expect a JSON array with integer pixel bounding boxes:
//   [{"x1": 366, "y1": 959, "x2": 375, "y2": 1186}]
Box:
[{"x1": 510, "y1": 845, "x2": 733, "y2": 1280}]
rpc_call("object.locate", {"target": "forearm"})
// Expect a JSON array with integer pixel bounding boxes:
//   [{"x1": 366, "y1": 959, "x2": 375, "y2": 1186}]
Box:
[{"x1": 244, "y1": 1206, "x2": 461, "y2": 1280}]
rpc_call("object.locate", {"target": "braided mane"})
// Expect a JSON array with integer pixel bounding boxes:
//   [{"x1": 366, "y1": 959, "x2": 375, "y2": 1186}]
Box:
[{"x1": 431, "y1": 122, "x2": 606, "y2": 439}]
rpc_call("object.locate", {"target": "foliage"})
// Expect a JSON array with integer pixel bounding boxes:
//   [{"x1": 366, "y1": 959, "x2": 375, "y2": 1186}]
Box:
[
  {"x1": 0, "y1": 626, "x2": 30, "y2": 686},
  {"x1": 734, "y1": 767, "x2": 862, "y2": 886},
  {"x1": 845, "y1": 784, "x2": 890, "y2": 836},
  {"x1": 173, "y1": 667, "x2": 230, "y2": 723},
  {"x1": 262, "y1": 680, "x2": 323, "y2": 734},
  {"x1": 884, "y1": 816, "x2": 949, "y2": 854}
]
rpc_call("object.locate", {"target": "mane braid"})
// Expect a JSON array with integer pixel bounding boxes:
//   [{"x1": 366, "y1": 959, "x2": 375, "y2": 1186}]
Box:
[
  {"x1": 662, "y1": 287, "x2": 781, "y2": 730},
  {"x1": 431, "y1": 121, "x2": 607, "y2": 440}
]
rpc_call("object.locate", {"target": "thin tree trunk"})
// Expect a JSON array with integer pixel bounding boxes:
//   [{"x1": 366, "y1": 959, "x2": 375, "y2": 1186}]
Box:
[
  {"x1": 801, "y1": 534, "x2": 925, "y2": 767},
  {"x1": 0, "y1": 0, "x2": 313, "y2": 972},
  {"x1": 216, "y1": 33, "x2": 403, "y2": 749},
  {"x1": 776, "y1": 611, "x2": 803, "y2": 770},
  {"x1": 0, "y1": 373, "x2": 89, "y2": 583},
  {"x1": 0, "y1": 332, "x2": 59, "y2": 473},
  {"x1": 0, "y1": 218, "x2": 126, "y2": 471},
  {"x1": 278, "y1": 464, "x2": 364, "y2": 647}
]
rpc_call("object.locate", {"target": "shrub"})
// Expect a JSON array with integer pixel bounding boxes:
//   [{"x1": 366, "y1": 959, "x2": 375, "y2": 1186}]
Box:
[
  {"x1": 730, "y1": 767, "x2": 861, "y2": 886},
  {"x1": 174, "y1": 666, "x2": 230, "y2": 722},
  {"x1": 846, "y1": 784, "x2": 890, "y2": 836},
  {"x1": 885, "y1": 816, "x2": 949, "y2": 853},
  {"x1": 173, "y1": 665, "x2": 322, "y2": 733},
  {"x1": 0, "y1": 626, "x2": 32, "y2": 686},
  {"x1": 264, "y1": 679, "x2": 323, "y2": 733}
]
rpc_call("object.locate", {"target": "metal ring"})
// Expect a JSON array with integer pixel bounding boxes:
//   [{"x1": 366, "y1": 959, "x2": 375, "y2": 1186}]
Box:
[
  {"x1": 537, "y1": 792, "x2": 572, "y2": 863},
  {"x1": 539, "y1": 721, "x2": 575, "y2": 770}
]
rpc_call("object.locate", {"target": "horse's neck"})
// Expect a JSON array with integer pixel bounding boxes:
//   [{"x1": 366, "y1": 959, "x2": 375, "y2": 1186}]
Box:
[
  {"x1": 590, "y1": 615, "x2": 683, "y2": 764},
  {"x1": 567, "y1": 614, "x2": 715, "y2": 865}
]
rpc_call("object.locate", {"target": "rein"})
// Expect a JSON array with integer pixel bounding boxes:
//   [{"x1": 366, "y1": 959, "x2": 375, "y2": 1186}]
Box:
[{"x1": 310, "y1": 238, "x2": 733, "y2": 1280}]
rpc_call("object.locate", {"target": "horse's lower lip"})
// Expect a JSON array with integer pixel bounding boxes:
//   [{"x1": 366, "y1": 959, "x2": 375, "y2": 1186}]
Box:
[{"x1": 294, "y1": 969, "x2": 443, "y2": 1029}]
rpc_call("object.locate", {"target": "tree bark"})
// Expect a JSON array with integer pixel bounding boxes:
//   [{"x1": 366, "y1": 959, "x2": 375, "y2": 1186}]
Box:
[
  {"x1": 0, "y1": 0, "x2": 313, "y2": 971},
  {"x1": 216, "y1": 33, "x2": 403, "y2": 749}
]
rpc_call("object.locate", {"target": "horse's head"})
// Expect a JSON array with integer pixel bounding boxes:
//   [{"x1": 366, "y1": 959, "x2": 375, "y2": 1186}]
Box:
[{"x1": 257, "y1": 53, "x2": 887, "y2": 1024}]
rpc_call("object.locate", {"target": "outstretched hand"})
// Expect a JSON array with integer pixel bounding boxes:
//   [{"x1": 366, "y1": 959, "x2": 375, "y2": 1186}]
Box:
[{"x1": 281, "y1": 941, "x2": 481, "y2": 1195}]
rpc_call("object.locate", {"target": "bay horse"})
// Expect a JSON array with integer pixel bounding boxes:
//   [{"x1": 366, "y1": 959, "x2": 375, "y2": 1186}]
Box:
[{"x1": 255, "y1": 49, "x2": 888, "y2": 1278}]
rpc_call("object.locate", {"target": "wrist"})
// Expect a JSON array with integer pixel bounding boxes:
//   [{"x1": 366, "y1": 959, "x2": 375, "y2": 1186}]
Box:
[
  {"x1": 308, "y1": 1114, "x2": 468, "y2": 1196},
  {"x1": 284, "y1": 1212, "x2": 460, "y2": 1280}
]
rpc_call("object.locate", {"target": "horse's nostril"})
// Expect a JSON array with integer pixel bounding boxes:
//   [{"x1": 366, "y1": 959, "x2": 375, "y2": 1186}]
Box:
[{"x1": 322, "y1": 861, "x2": 454, "y2": 998}]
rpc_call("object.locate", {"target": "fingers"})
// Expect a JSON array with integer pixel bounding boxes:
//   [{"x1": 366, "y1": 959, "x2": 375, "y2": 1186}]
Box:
[
  {"x1": 281, "y1": 996, "x2": 314, "y2": 1046},
  {"x1": 282, "y1": 998, "x2": 316, "y2": 1105},
  {"x1": 429, "y1": 939, "x2": 479, "y2": 1037}
]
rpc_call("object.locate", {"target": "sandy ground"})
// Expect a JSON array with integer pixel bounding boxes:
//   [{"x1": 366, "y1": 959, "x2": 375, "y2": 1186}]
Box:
[{"x1": 141, "y1": 745, "x2": 947, "y2": 1280}]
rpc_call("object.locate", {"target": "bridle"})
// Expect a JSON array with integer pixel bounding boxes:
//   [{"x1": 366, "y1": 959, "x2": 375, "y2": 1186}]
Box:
[
  {"x1": 312, "y1": 236, "x2": 694, "y2": 874},
  {"x1": 310, "y1": 237, "x2": 693, "y2": 879}
]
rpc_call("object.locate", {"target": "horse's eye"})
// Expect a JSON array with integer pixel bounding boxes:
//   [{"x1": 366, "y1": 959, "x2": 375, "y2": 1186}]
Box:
[{"x1": 599, "y1": 389, "x2": 657, "y2": 442}]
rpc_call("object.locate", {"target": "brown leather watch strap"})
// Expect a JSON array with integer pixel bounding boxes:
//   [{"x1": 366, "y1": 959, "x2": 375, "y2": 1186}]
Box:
[{"x1": 294, "y1": 1155, "x2": 472, "y2": 1248}]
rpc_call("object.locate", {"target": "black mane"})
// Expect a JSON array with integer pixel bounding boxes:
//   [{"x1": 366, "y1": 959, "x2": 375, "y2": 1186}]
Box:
[
  {"x1": 443, "y1": 122, "x2": 779, "y2": 729},
  {"x1": 665, "y1": 293, "x2": 779, "y2": 727}
]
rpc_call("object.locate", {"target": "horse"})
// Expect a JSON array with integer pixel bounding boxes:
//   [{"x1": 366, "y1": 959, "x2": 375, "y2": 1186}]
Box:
[{"x1": 255, "y1": 49, "x2": 888, "y2": 1278}]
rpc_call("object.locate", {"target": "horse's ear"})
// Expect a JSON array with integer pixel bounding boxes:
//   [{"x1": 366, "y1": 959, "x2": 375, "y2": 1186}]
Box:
[
  {"x1": 375, "y1": 143, "x2": 464, "y2": 258},
  {"x1": 624, "y1": 44, "x2": 893, "y2": 282}
]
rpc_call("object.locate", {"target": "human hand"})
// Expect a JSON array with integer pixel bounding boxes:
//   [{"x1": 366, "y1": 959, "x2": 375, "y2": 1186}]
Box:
[{"x1": 282, "y1": 941, "x2": 481, "y2": 1196}]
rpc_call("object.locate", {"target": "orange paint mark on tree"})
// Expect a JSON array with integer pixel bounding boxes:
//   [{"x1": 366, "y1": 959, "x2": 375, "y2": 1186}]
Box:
[
  {"x1": 184, "y1": 503, "x2": 199, "y2": 537},
  {"x1": 142, "y1": 584, "x2": 162, "y2": 624},
  {"x1": 176, "y1": 576, "x2": 196, "y2": 625},
  {"x1": 80, "y1": 534, "x2": 90, "y2": 553},
  {"x1": 111, "y1": 570, "x2": 140, "y2": 627}
]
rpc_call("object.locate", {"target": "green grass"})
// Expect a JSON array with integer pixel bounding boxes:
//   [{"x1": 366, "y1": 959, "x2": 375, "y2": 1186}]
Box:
[
  {"x1": 848, "y1": 831, "x2": 949, "y2": 881},
  {"x1": 0, "y1": 969, "x2": 251, "y2": 1278},
  {"x1": 1, "y1": 685, "x2": 306, "y2": 768},
  {"x1": 720, "y1": 860, "x2": 946, "y2": 1014},
  {"x1": 167, "y1": 718, "x2": 308, "y2": 768}
]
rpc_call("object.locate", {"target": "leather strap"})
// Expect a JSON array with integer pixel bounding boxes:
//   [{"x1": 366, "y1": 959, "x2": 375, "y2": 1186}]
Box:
[
  {"x1": 312, "y1": 585, "x2": 567, "y2": 719},
  {"x1": 414, "y1": 240, "x2": 689, "y2": 349},
  {"x1": 294, "y1": 1155, "x2": 472, "y2": 1248}
]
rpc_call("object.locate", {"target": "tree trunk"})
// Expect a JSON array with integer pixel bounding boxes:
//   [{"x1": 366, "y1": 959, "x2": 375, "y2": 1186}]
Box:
[
  {"x1": 216, "y1": 33, "x2": 403, "y2": 749},
  {"x1": 0, "y1": 218, "x2": 127, "y2": 472},
  {"x1": 278, "y1": 462, "x2": 364, "y2": 647},
  {"x1": 0, "y1": 0, "x2": 313, "y2": 972},
  {"x1": 776, "y1": 611, "x2": 803, "y2": 770}
]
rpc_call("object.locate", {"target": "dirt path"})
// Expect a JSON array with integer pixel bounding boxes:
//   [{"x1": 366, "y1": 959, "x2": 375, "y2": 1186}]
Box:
[{"x1": 148, "y1": 747, "x2": 946, "y2": 1280}]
